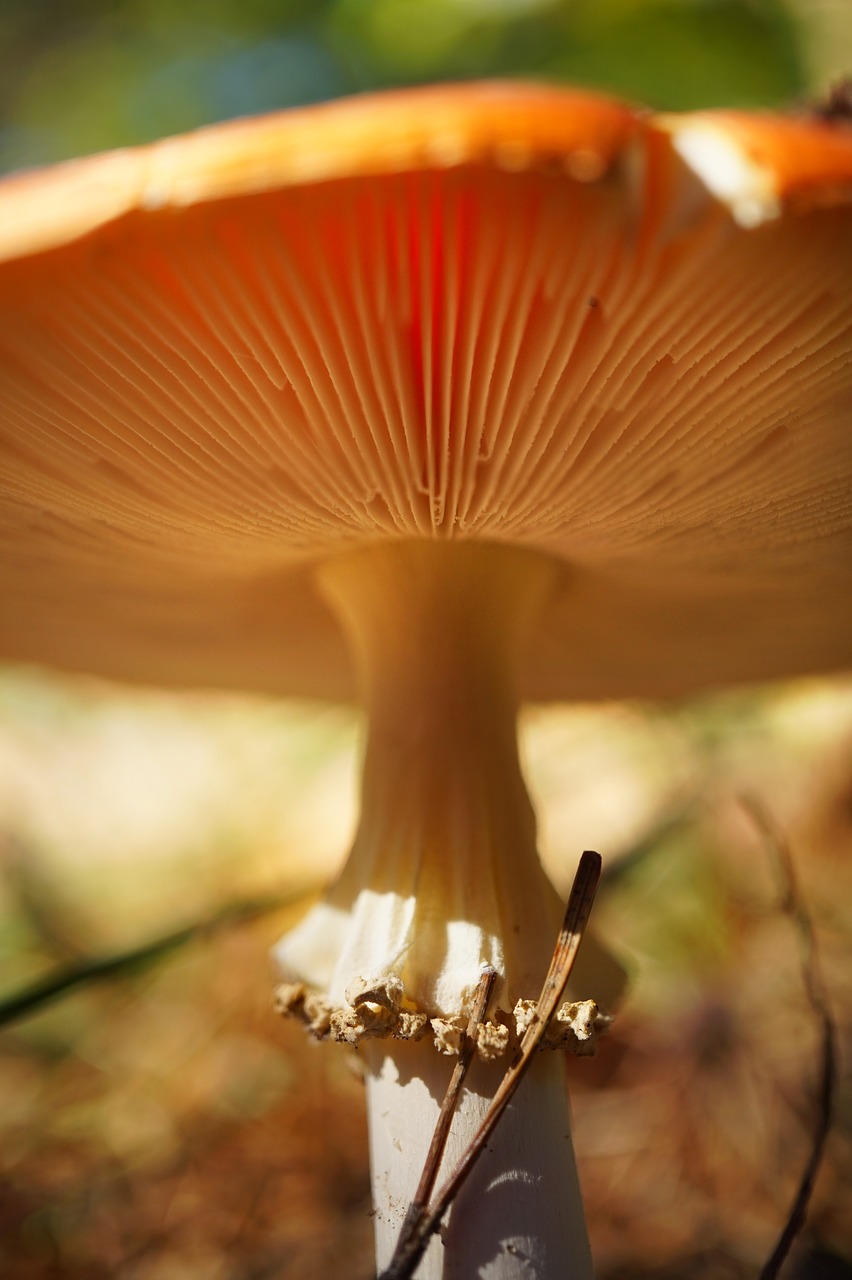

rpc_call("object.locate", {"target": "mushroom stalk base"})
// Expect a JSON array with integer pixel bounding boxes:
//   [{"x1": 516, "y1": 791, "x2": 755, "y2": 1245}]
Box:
[{"x1": 365, "y1": 1038, "x2": 592, "y2": 1279}]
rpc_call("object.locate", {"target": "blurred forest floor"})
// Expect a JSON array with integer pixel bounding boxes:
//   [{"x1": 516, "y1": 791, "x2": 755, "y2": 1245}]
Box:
[{"x1": 0, "y1": 671, "x2": 850, "y2": 1278}]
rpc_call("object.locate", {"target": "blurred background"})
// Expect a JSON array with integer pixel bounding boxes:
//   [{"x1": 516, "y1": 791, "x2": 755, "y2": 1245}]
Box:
[
  {"x1": 1, "y1": 0, "x2": 852, "y2": 173},
  {"x1": 1, "y1": 2, "x2": 852, "y2": 1278}
]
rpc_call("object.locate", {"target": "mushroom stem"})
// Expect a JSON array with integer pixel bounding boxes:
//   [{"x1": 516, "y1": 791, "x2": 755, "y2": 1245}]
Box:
[{"x1": 276, "y1": 539, "x2": 597, "y2": 1276}]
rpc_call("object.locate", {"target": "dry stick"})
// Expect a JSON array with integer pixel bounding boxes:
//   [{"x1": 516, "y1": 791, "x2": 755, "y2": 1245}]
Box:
[
  {"x1": 741, "y1": 798, "x2": 837, "y2": 1280},
  {"x1": 379, "y1": 849, "x2": 602, "y2": 1280},
  {"x1": 392, "y1": 965, "x2": 499, "y2": 1256},
  {"x1": 410, "y1": 966, "x2": 499, "y2": 1211}
]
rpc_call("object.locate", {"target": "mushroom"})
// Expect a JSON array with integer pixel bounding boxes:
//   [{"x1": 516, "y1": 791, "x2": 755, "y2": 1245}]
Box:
[{"x1": 0, "y1": 82, "x2": 851, "y2": 1278}]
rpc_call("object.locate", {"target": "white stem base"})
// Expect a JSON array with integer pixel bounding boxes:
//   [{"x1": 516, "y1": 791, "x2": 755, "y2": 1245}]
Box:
[{"x1": 364, "y1": 1039, "x2": 593, "y2": 1279}]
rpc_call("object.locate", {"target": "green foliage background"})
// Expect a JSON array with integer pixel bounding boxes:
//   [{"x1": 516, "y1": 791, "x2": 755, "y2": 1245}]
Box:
[{"x1": 1, "y1": 0, "x2": 850, "y2": 173}]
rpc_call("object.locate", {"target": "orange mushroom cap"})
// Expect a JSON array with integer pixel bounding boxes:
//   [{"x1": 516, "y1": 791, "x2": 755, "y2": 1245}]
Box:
[{"x1": 0, "y1": 82, "x2": 850, "y2": 702}]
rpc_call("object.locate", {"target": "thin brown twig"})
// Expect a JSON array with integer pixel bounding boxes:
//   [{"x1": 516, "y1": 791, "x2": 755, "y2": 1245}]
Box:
[
  {"x1": 389, "y1": 965, "x2": 498, "y2": 1262},
  {"x1": 740, "y1": 797, "x2": 837, "y2": 1280},
  {"x1": 379, "y1": 849, "x2": 602, "y2": 1280}
]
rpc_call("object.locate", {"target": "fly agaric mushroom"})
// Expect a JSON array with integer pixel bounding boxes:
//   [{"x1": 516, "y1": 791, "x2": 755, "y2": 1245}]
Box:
[{"x1": 1, "y1": 82, "x2": 851, "y2": 1278}]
